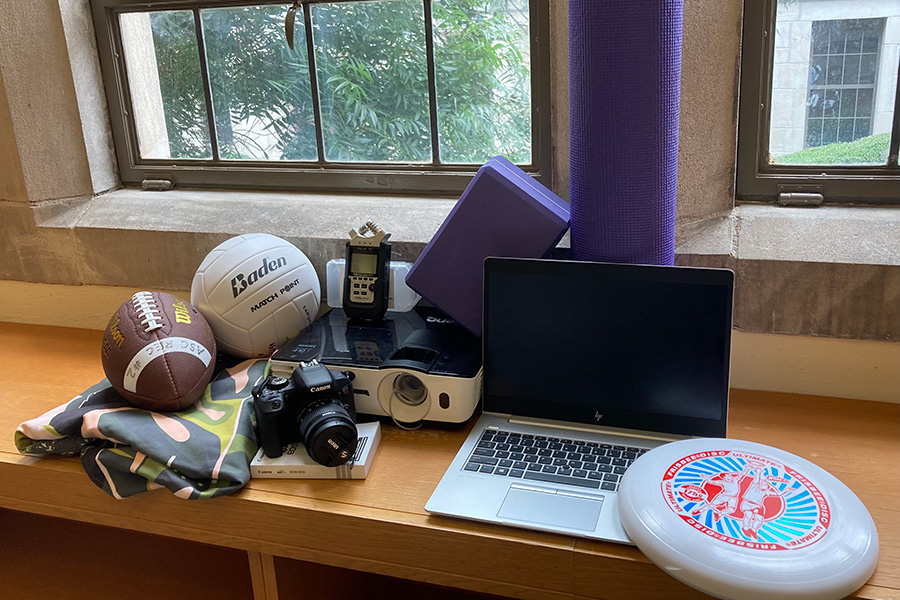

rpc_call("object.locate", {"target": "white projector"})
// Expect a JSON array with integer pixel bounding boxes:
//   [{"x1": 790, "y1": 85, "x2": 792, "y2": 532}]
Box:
[{"x1": 269, "y1": 308, "x2": 482, "y2": 425}]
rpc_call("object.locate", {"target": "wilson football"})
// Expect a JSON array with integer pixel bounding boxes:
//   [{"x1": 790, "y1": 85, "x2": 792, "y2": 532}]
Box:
[{"x1": 101, "y1": 291, "x2": 217, "y2": 412}]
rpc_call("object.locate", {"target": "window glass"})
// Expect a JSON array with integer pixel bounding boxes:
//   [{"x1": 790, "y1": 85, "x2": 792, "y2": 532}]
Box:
[
  {"x1": 433, "y1": 0, "x2": 532, "y2": 164},
  {"x1": 202, "y1": 5, "x2": 317, "y2": 161},
  {"x1": 769, "y1": 8, "x2": 897, "y2": 167},
  {"x1": 120, "y1": 10, "x2": 212, "y2": 160},
  {"x1": 99, "y1": 0, "x2": 546, "y2": 192},
  {"x1": 312, "y1": 0, "x2": 431, "y2": 163}
]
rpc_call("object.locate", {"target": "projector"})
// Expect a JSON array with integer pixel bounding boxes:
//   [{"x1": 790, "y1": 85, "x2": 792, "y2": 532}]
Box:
[{"x1": 269, "y1": 307, "x2": 482, "y2": 425}]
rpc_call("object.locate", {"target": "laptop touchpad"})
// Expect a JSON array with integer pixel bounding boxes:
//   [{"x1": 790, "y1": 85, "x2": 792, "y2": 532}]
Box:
[{"x1": 498, "y1": 485, "x2": 603, "y2": 532}]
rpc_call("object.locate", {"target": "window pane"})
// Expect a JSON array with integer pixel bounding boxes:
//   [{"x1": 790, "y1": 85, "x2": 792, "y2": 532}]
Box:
[
  {"x1": 811, "y1": 23, "x2": 829, "y2": 55},
  {"x1": 822, "y1": 119, "x2": 838, "y2": 145},
  {"x1": 807, "y1": 89, "x2": 823, "y2": 117},
  {"x1": 839, "y1": 89, "x2": 857, "y2": 118},
  {"x1": 825, "y1": 55, "x2": 843, "y2": 85},
  {"x1": 861, "y1": 29, "x2": 880, "y2": 53},
  {"x1": 809, "y1": 56, "x2": 826, "y2": 86},
  {"x1": 857, "y1": 88, "x2": 873, "y2": 117},
  {"x1": 838, "y1": 118, "x2": 854, "y2": 143},
  {"x1": 120, "y1": 11, "x2": 212, "y2": 159},
  {"x1": 769, "y1": 8, "x2": 896, "y2": 167},
  {"x1": 806, "y1": 119, "x2": 822, "y2": 146},
  {"x1": 202, "y1": 6, "x2": 317, "y2": 161},
  {"x1": 858, "y1": 54, "x2": 877, "y2": 85},
  {"x1": 845, "y1": 28, "x2": 863, "y2": 54},
  {"x1": 822, "y1": 89, "x2": 839, "y2": 118},
  {"x1": 433, "y1": 0, "x2": 532, "y2": 165},
  {"x1": 843, "y1": 54, "x2": 860, "y2": 84},
  {"x1": 828, "y1": 27, "x2": 845, "y2": 54},
  {"x1": 312, "y1": 0, "x2": 431, "y2": 163}
]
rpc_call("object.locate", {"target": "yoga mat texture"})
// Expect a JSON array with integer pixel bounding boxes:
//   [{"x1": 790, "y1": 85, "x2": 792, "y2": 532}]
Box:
[{"x1": 569, "y1": 0, "x2": 683, "y2": 265}]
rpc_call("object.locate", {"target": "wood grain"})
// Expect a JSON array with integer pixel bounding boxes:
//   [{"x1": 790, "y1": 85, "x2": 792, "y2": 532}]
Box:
[
  {"x1": 0, "y1": 322, "x2": 897, "y2": 600},
  {"x1": 248, "y1": 551, "x2": 279, "y2": 600},
  {"x1": 0, "y1": 507, "x2": 254, "y2": 600}
]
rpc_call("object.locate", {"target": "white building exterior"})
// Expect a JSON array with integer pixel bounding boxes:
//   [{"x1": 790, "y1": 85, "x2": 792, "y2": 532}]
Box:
[{"x1": 769, "y1": 0, "x2": 899, "y2": 158}]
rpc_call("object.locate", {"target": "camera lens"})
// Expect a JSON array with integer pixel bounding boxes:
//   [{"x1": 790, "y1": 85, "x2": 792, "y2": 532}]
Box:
[
  {"x1": 393, "y1": 373, "x2": 427, "y2": 406},
  {"x1": 297, "y1": 401, "x2": 359, "y2": 467}
]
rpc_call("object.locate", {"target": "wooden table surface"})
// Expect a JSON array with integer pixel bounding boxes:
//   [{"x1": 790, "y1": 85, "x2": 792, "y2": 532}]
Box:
[{"x1": 0, "y1": 322, "x2": 897, "y2": 600}]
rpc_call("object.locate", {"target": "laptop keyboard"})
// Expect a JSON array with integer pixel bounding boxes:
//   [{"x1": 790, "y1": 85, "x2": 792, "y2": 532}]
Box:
[{"x1": 462, "y1": 428, "x2": 648, "y2": 491}]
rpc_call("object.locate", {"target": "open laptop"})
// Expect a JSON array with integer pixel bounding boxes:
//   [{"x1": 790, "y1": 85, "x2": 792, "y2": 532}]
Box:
[{"x1": 425, "y1": 257, "x2": 734, "y2": 544}]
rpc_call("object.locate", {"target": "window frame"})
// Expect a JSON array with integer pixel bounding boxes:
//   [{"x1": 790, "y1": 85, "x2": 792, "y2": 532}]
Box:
[
  {"x1": 736, "y1": 0, "x2": 900, "y2": 205},
  {"x1": 90, "y1": 0, "x2": 551, "y2": 195}
]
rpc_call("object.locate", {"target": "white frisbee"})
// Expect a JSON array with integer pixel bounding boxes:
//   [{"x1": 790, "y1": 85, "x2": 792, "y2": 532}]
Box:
[{"x1": 618, "y1": 438, "x2": 878, "y2": 600}]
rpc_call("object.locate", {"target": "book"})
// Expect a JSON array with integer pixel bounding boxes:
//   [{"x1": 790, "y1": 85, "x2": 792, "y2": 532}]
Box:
[{"x1": 250, "y1": 421, "x2": 381, "y2": 479}]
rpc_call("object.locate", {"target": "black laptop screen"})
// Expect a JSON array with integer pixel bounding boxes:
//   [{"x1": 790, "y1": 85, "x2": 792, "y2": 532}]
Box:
[{"x1": 482, "y1": 258, "x2": 733, "y2": 438}]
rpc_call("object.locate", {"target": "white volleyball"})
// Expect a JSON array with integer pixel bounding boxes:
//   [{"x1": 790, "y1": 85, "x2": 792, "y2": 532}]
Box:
[{"x1": 191, "y1": 233, "x2": 321, "y2": 359}]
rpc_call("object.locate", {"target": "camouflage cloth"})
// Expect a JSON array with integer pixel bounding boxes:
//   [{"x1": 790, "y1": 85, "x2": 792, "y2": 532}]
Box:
[{"x1": 15, "y1": 360, "x2": 267, "y2": 500}]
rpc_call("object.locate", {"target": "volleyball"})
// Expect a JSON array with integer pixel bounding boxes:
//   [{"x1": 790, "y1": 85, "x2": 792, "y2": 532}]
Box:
[{"x1": 191, "y1": 233, "x2": 321, "y2": 359}]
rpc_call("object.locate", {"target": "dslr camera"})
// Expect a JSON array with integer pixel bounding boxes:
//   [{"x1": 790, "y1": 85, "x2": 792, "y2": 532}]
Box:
[{"x1": 252, "y1": 359, "x2": 358, "y2": 466}]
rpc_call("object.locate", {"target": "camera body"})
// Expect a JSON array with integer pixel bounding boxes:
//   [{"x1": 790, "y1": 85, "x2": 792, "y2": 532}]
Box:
[
  {"x1": 252, "y1": 359, "x2": 359, "y2": 466},
  {"x1": 270, "y1": 308, "x2": 482, "y2": 426}
]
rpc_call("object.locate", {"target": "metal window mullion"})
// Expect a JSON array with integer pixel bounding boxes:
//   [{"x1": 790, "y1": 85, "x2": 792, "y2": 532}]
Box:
[
  {"x1": 192, "y1": 8, "x2": 220, "y2": 161},
  {"x1": 889, "y1": 47, "x2": 900, "y2": 167},
  {"x1": 303, "y1": 3, "x2": 327, "y2": 164},
  {"x1": 810, "y1": 84, "x2": 876, "y2": 91},
  {"x1": 531, "y1": 0, "x2": 550, "y2": 173},
  {"x1": 423, "y1": 0, "x2": 441, "y2": 166},
  {"x1": 867, "y1": 21, "x2": 884, "y2": 141}
]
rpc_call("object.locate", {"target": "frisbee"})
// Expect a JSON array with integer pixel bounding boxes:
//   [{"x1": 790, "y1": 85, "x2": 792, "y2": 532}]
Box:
[{"x1": 618, "y1": 438, "x2": 878, "y2": 600}]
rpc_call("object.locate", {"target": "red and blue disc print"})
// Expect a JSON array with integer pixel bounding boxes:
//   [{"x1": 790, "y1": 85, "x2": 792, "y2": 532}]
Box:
[{"x1": 661, "y1": 450, "x2": 831, "y2": 551}]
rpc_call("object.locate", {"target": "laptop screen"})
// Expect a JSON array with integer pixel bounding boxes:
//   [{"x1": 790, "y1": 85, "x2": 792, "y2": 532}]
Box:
[{"x1": 482, "y1": 258, "x2": 733, "y2": 438}]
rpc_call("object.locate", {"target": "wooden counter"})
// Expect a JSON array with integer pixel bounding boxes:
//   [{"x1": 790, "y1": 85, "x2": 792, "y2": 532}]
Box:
[{"x1": 0, "y1": 322, "x2": 897, "y2": 600}]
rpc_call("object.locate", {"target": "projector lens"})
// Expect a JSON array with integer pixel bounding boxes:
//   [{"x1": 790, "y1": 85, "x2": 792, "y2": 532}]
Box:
[{"x1": 394, "y1": 374, "x2": 427, "y2": 406}]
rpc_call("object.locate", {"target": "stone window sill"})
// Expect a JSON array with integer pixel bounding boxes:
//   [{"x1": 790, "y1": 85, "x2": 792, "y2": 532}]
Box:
[{"x1": 30, "y1": 188, "x2": 900, "y2": 341}]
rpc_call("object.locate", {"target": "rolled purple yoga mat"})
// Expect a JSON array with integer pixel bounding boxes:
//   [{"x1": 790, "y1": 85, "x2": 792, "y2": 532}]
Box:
[{"x1": 569, "y1": 0, "x2": 683, "y2": 265}]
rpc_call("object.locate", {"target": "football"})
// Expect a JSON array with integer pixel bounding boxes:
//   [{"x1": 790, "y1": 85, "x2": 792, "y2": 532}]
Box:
[{"x1": 101, "y1": 291, "x2": 217, "y2": 412}]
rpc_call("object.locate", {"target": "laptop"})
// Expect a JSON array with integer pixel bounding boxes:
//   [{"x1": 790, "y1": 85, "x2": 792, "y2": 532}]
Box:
[{"x1": 425, "y1": 257, "x2": 734, "y2": 544}]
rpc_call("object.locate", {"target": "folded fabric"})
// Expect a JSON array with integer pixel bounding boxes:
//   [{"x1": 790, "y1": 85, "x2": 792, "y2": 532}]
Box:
[{"x1": 15, "y1": 359, "x2": 267, "y2": 500}]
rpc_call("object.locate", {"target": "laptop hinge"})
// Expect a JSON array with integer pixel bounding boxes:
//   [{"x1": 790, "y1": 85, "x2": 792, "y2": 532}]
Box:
[{"x1": 506, "y1": 416, "x2": 689, "y2": 443}]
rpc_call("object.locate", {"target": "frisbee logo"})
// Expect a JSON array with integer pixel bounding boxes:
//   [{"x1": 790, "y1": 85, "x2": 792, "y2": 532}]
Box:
[{"x1": 661, "y1": 450, "x2": 831, "y2": 551}]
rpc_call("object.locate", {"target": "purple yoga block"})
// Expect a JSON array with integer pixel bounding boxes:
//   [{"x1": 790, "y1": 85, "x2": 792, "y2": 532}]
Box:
[{"x1": 406, "y1": 156, "x2": 570, "y2": 336}]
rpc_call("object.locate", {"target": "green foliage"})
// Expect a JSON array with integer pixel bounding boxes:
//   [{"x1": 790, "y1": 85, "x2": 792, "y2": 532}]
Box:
[
  {"x1": 146, "y1": 0, "x2": 532, "y2": 165},
  {"x1": 149, "y1": 10, "x2": 212, "y2": 159},
  {"x1": 777, "y1": 133, "x2": 891, "y2": 165},
  {"x1": 314, "y1": 0, "x2": 432, "y2": 162},
  {"x1": 201, "y1": 6, "x2": 317, "y2": 161},
  {"x1": 434, "y1": 0, "x2": 531, "y2": 164}
]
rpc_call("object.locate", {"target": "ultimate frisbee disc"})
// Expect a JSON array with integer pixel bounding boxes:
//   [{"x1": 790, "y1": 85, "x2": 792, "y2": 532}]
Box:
[{"x1": 618, "y1": 438, "x2": 878, "y2": 600}]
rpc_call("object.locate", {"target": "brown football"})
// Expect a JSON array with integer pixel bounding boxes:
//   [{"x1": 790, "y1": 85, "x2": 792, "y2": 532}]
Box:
[{"x1": 101, "y1": 291, "x2": 217, "y2": 412}]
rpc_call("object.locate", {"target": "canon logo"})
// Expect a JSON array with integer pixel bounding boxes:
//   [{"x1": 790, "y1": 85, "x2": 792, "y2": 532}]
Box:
[
  {"x1": 231, "y1": 256, "x2": 288, "y2": 298},
  {"x1": 310, "y1": 385, "x2": 331, "y2": 393}
]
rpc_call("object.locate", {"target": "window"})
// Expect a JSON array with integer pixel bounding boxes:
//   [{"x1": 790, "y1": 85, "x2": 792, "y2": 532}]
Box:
[
  {"x1": 805, "y1": 19, "x2": 883, "y2": 151},
  {"x1": 737, "y1": 0, "x2": 899, "y2": 204},
  {"x1": 91, "y1": 0, "x2": 550, "y2": 194}
]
